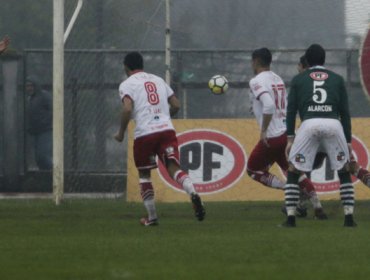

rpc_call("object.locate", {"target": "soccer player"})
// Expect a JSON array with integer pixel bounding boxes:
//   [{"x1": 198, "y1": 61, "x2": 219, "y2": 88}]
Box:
[
  {"x1": 283, "y1": 44, "x2": 356, "y2": 227},
  {"x1": 114, "y1": 52, "x2": 205, "y2": 226},
  {"x1": 0, "y1": 36, "x2": 10, "y2": 54},
  {"x1": 247, "y1": 48, "x2": 327, "y2": 219},
  {"x1": 298, "y1": 54, "x2": 370, "y2": 187}
]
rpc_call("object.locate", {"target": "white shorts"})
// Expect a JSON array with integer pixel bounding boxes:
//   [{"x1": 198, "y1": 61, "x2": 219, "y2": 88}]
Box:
[{"x1": 289, "y1": 118, "x2": 350, "y2": 172}]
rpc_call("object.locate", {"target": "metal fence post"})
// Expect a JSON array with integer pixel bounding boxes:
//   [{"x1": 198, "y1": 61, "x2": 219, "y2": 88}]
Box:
[{"x1": 1, "y1": 55, "x2": 21, "y2": 190}]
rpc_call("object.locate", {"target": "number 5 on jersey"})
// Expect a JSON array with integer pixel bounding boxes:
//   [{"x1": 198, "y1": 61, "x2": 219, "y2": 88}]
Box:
[{"x1": 313, "y1": 81, "x2": 327, "y2": 104}]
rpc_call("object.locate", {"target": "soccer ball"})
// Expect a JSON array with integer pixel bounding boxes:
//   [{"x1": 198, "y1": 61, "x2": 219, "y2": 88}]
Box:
[{"x1": 208, "y1": 75, "x2": 229, "y2": 95}]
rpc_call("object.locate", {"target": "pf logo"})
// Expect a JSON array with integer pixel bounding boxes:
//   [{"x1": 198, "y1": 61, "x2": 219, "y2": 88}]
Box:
[
  {"x1": 157, "y1": 129, "x2": 247, "y2": 194},
  {"x1": 300, "y1": 135, "x2": 369, "y2": 193}
]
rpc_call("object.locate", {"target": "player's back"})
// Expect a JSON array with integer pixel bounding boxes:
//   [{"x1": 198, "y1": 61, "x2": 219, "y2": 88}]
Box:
[
  {"x1": 119, "y1": 71, "x2": 174, "y2": 138},
  {"x1": 290, "y1": 66, "x2": 347, "y2": 121},
  {"x1": 249, "y1": 71, "x2": 287, "y2": 138}
]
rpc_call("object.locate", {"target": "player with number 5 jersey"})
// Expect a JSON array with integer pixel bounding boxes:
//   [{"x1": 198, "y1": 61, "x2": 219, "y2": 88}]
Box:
[
  {"x1": 115, "y1": 52, "x2": 205, "y2": 226},
  {"x1": 283, "y1": 44, "x2": 355, "y2": 227},
  {"x1": 287, "y1": 59, "x2": 351, "y2": 141}
]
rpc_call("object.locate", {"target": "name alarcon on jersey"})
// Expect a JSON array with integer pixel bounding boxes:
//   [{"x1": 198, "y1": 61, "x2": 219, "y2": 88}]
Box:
[{"x1": 307, "y1": 105, "x2": 333, "y2": 112}]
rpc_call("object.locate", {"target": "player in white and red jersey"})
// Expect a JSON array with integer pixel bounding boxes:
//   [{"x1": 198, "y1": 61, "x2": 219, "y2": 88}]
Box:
[
  {"x1": 114, "y1": 52, "x2": 205, "y2": 226},
  {"x1": 247, "y1": 48, "x2": 327, "y2": 219}
]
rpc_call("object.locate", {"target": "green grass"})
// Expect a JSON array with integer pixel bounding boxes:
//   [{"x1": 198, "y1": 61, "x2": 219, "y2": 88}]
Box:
[{"x1": 1, "y1": 199, "x2": 370, "y2": 280}]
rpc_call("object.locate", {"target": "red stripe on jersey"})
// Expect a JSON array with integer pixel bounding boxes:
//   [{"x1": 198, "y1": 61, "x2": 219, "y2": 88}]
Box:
[{"x1": 256, "y1": 91, "x2": 269, "y2": 100}]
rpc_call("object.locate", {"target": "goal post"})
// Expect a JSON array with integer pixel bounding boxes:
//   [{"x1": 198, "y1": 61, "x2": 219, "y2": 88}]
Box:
[
  {"x1": 53, "y1": 0, "x2": 83, "y2": 205},
  {"x1": 53, "y1": 0, "x2": 64, "y2": 205},
  {"x1": 165, "y1": 0, "x2": 171, "y2": 84}
]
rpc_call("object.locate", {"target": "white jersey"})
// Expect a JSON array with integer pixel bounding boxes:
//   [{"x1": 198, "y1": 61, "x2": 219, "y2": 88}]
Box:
[
  {"x1": 118, "y1": 71, "x2": 175, "y2": 139},
  {"x1": 249, "y1": 71, "x2": 287, "y2": 138}
]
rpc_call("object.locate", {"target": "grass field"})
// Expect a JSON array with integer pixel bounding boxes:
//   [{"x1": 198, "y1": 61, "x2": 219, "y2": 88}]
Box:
[{"x1": 1, "y1": 199, "x2": 370, "y2": 280}]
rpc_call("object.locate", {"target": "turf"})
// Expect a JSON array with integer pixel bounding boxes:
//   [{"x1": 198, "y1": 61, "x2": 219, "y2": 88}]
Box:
[{"x1": 0, "y1": 199, "x2": 370, "y2": 280}]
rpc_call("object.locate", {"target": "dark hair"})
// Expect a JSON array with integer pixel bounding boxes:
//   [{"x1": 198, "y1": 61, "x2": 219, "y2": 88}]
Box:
[
  {"x1": 123, "y1": 51, "x2": 144, "y2": 71},
  {"x1": 299, "y1": 55, "x2": 309, "y2": 69},
  {"x1": 252, "y1": 48, "x2": 272, "y2": 67},
  {"x1": 305, "y1": 44, "x2": 325, "y2": 67}
]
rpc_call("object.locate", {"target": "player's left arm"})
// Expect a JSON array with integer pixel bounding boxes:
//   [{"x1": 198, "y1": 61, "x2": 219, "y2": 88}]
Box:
[
  {"x1": 114, "y1": 96, "x2": 132, "y2": 142},
  {"x1": 168, "y1": 95, "x2": 180, "y2": 117},
  {"x1": 338, "y1": 77, "x2": 352, "y2": 143}
]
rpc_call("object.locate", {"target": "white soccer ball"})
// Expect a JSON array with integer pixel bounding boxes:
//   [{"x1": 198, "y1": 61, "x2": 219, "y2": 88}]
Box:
[{"x1": 208, "y1": 75, "x2": 229, "y2": 95}]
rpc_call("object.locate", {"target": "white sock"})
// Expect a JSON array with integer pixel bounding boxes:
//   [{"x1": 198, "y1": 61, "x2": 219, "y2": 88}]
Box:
[
  {"x1": 271, "y1": 176, "x2": 285, "y2": 189},
  {"x1": 286, "y1": 207, "x2": 296, "y2": 216},
  {"x1": 143, "y1": 199, "x2": 157, "y2": 221},
  {"x1": 309, "y1": 193, "x2": 322, "y2": 209},
  {"x1": 344, "y1": 205, "x2": 354, "y2": 215},
  {"x1": 174, "y1": 170, "x2": 196, "y2": 195}
]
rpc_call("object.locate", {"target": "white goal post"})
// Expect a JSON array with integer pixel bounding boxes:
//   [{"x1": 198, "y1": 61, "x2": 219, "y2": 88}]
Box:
[
  {"x1": 165, "y1": 0, "x2": 171, "y2": 84},
  {"x1": 53, "y1": 0, "x2": 83, "y2": 205},
  {"x1": 52, "y1": 0, "x2": 172, "y2": 205}
]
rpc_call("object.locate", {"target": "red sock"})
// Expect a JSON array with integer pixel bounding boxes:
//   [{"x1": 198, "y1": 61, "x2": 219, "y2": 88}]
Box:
[
  {"x1": 140, "y1": 182, "x2": 154, "y2": 201},
  {"x1": 174, "y1": 170, "x2": 187, "y2": 183},
  {"x1": 299, "y1": 177, "x2": 316, "y2": 197},
  {"x1": 357, "y1": 168, "x2": 370, "y2": 187}
]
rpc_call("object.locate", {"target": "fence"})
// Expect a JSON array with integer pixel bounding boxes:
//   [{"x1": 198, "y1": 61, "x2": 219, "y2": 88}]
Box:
[{"x1": 0, "y1": 48, "x2": 369, "y2": 192}]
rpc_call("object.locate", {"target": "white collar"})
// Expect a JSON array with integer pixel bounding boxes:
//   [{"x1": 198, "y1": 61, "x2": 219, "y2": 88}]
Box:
[{"x1": 309, "y1": 65, "x2": 326, "y2": 70}]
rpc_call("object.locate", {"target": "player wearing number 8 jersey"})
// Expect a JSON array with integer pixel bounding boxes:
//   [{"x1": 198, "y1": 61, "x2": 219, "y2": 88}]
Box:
[
  {"x1": 115, "y1": 52, "x2": 205, "y2": 226},
  {"x1": 283, "y1": 44, "x2": 356, "y2": 227},
  {"x1": 247, "y1": 48, "x2": 326, "y2": 219}
]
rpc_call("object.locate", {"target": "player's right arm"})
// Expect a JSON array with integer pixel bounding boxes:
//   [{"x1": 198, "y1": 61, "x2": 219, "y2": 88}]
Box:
[{"x1": 114, "y1": 96, "x2": 132, "y2": 142}]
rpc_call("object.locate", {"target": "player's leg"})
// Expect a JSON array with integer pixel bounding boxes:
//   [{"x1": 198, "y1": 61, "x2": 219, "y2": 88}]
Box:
[
  {"x1": 349, "y1": 155, "x2": 370, "y2": 187},
  {"x1": 283, "y1": 120, "x2": 321, "y2": 227},
  {"x1": 322, "y1": 120, "x2": 356, "y2": 227},
  {"x1": 247, "y1": 135, "x2": 285, "y2": 190},
  {"x1": 297, "y1": 173, "x2": 327, "y2": 219},
  {"x1": 133, "y1": 135, "x2": 159, "y2": 226},
  {"x1": 274, "y1": 137, "x2": 326, "y2": 219},
  {"x1": 159, "y1": 130, "x2": 205, "y2": 221},
  {"x1": 282, "y1": 166, "x2": 300, "y2": 227},
  {"x1": 138, "y1": 169, "x2": 158, "y2": 226},
  {"x1": 337, "y1": 167, "x2": 356, "y2": 226},
  {"x1": 166, "y1": 160, "x2": 205, "y2": 221},
  {"x1": 275, "y1": 146, "x2": 308, "y2": 217}
]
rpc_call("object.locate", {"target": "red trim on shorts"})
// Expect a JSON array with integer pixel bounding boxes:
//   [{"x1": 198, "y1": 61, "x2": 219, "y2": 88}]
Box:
[
  {"x1": 135, "y1": 129, "x2": 176, "y2": 140},
  {"x1": 138, "y1": 164, "x2": 157, "y2": 170}
]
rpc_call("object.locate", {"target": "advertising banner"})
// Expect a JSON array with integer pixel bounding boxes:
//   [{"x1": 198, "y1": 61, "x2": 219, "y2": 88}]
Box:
[{"x1": 126, "y1": 119, "x2": 370, "y2": 202}]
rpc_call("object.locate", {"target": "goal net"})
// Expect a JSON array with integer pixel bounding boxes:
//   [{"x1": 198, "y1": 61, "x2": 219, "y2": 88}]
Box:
[{"x1": 3, "y1": 0, "x2": 370, "y2": 201}]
